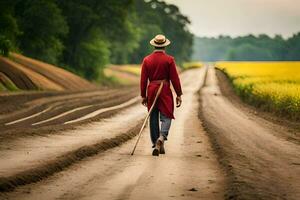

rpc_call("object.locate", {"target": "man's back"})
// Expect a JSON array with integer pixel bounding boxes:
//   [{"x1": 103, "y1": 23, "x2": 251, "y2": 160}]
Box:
[
  {"x1": 143, "y1": 51, "x2": 174, "y2": 81},
  {"x1": 141, "y1": 50, "x2": 181, "y2": 99}
]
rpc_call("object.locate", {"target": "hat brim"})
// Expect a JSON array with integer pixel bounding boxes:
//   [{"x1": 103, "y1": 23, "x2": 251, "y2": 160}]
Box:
[{"x1": 150, "y1": 38, "x2": 171, "y2": 47}]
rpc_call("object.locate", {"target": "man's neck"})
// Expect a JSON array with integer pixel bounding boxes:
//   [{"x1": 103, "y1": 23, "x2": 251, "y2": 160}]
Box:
[{"x1": 153, "y1": 49, "x2": 165, "y2": 53}]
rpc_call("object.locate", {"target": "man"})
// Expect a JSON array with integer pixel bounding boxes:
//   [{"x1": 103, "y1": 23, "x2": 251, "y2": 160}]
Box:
[{"x1": 140, "y1": 34, "x2": 183, "y2": 156}]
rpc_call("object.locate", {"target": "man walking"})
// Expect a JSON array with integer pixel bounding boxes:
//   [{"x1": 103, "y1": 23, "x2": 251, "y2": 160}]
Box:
[{"x1": 140, "y1": 34, "x2": 182, "y2": 156}]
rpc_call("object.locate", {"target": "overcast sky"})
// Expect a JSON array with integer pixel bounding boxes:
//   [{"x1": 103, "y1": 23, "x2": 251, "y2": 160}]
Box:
[{"x1": 165, "y1": 0, "x2": 300, "y2": 38}]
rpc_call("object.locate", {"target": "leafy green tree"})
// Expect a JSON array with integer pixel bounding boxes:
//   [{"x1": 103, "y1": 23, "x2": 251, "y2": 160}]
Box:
[
  {"x1": 109, "y1": 10, "x2": 141, "y2": 64},
  {"x1": 285, "y1": 33, "x2": 300, "y2": 60},
  {"x1": 1, "y1": 0, "x2": 194, "y2": 81},
  {"x1": 227, "y1": 44, "x2": 273, "y2": 61},
  {"x1": 159, "y1": 3, "x2": 193, "y2": 63},
  {"x1": 131, "y1": 0, "x2": 193, "y2": 65},
  {"x1": 193, "y1": 33, "x2": 300, "y2": 61},
  {"x1": 14, "y1": 0, "x2": 68, "y2": 64},
  {"x1": 75, "y1": 29, "x2": 110, "y2": 80},
  {"x1": 57, "y1": 0, "x2": 135, "y2": 79},
  {"x1": 0, "y1": 1, "x2": 19, "y2": 56},
  {"x1": 192, "y1": 36, "x2": 233, "y2": 61}
]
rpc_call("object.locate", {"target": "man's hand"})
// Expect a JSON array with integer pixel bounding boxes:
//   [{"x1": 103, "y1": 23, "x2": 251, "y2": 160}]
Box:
[
  {"x1": 176, "y1": 96, "x2": 182, "y2": 108},
  {"x1": 141, "y1": 97, "x2": 147, "y2": 107}
]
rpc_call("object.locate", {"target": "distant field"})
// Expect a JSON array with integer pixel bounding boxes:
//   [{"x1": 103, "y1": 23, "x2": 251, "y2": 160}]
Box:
[
  {"x1": 104, "y1": 65, "x2": 140, "y2": 85},
  {"x1": 119, "y1": 65, "x2": 141, "y2": 76},
  {"x1": 216, "y1": 62, "x2": 300, "y2": 120},
  {"x1": 104, "y1": 63, "x2": 203, "y2": 86},
  {"x1": 182, "y1": 62, "x2": 203, "y2": 70}
]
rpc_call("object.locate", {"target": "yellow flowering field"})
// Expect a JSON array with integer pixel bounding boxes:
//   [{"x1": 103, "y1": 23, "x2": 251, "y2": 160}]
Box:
[
  {"x1": 183, "y1": 62, "x2": 204, "y2": 70},
  {"x1": 118, "y1": 65, "x2": 141, "y2": 76},
  {"x1": 216, "y1": 62, "x2": 300, "y2": 120}
]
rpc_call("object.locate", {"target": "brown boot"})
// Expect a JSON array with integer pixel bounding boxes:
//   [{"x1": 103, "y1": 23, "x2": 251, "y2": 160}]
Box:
[
  {"x1": 160, "y1": 141, "x2": 165, "y2": 154},
  {"x1": 157, "y1": 135, "x2": 165, "y2": 154},
  {"x1": 152, "y1": 137, "x2": 163, "y2": 156}
]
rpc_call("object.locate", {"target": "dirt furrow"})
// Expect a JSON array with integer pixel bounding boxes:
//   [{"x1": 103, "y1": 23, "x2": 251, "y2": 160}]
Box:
[
  {"x1": 0, "y1": 96, "x2": 140, "y2": 144},
  {"x1": 0, "y1": 88, "x2": 137, "y2": 128},
  {"x1": 0, "y1": 87, "x2": 135, "y2": 123},
  {"x1": 0, "y1": 120, "x2": 143, "y2": 193},
  {"x1": 0, "y1": 104, "x2": 146, "y2": 192},
  {"x1": 0, "y1": 89, "x2": 107, "y2": 116},
  {"x1": 0, "y1": 90, "x2": 110, "y2": 122}
]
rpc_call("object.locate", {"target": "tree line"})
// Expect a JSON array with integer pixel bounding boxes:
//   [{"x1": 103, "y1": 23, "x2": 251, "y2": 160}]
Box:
[
  {"x1": 0, "y1": 0, "x2": 193, "y2": 80},
  {"x1": 192, "y1": 34, "x2": 300, "y2": 61}
]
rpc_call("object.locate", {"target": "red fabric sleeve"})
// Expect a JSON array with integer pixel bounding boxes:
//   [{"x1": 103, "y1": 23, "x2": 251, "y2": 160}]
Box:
[
  {"x1": 169, "y1": 57, "x2": 182, "y2": 97},
  {"x1": 140, "y1": 58, "x2": 148, "y2": 98}
]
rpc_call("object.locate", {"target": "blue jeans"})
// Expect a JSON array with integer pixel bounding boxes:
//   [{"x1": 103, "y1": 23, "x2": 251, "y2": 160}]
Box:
[{"x1": 149, "y1": 106, "x2": 172, "y2": 147}]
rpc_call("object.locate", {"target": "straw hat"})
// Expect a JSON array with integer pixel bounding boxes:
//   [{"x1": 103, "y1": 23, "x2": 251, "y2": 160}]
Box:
[{"x1": 150, "y1": 34, "x2": 171, "y2": 47}]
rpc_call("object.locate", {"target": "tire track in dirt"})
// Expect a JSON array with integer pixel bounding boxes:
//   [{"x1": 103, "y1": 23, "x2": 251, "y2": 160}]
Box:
[
  {"x1": 64, "y1": 96, "x2": 140, "y2": 124},
  {"x1": 0, "y1": 104, "x2": 146, "y2": 192},
  {"x1": 1, "y1": 87, "x2": 137, "y2": 128},
  {"x1": 0, "y1": 88, "x2": 139, "y2": 146},
  {"x1": 0, "y1": 88, "x2": 125, "y2": 121},
  {"x1": 32, "y1": 96, "x2": 139, "y2": 126},
  {"x1": 0, "y1": 90, "x2": 110, "y2": 122},
  {"x1": 5, "y1": 106, "x2": 54, "y2": 125},
  {"x1": 29, "y1": 92, "x2": 137, "y2": 126},
  {"x1": 199, "y1": 66, "x2": 300, "y2": 200}
]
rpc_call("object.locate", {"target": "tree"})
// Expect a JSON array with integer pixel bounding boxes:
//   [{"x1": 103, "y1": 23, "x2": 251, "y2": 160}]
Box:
[
  {"x1": 57, "y1": 0, "x2": 136, "y2": 78},
  {"x1": 130, "y1": 0, "x2": 193, "y2": 65},
  {"x1": 109, "y1": 7, "x2": 141, "y2": 64},
  {"x1": 0, "y1": 1, "x2": 19, "y2": 56},
  {"x1": 227, "y1": 44, "x2": 273, "y2": 61},
  {"x1": 75, "y1": 29, "x2": 110, "y2": 80},
  {"x1": 193, "y1": 33, "x2": 300, "y2": 61},
  {"x1": 14, "y1": 0, "x2": 68, "y2": 64},
  {"x1": 1, "y1": 0, "x2": 194, "y2": 81},
  {"x1": 285, "y1": 33, "x2": 300, "y2": 60}
]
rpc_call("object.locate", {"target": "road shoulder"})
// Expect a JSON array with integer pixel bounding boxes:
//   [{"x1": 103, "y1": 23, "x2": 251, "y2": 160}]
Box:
[{"x1": 216, "y1": 68, "x2": 299, "y2": 144}]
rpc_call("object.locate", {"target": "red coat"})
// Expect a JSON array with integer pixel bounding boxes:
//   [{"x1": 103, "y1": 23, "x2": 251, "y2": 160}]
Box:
[{"x1": 140, "y1": 51, "x2": 182, "y2": 119}]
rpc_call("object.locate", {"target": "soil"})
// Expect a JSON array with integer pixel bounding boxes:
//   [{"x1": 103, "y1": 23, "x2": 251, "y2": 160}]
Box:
[
  {"x1": 0, "y1": 86, "x2": 139, "y2": 142},
  {"x1": 0, "y1": 66, "x2": 299, "y2": 200},
  {"x1": 0, "y1": 57, "x2": 37, "y2": 90},
  {"x1": 199, "y1": 66, "x2": 300, "y2": 200},
  {"x1": 0, "y1": 53, "x2": 95, "y2": 92},
  {"x1": 11, "y1": 53, "x2": 95, "y2": 90},
  {"x1": 1, "y1": 56, "x2": 64, "y2": 91},
  {"x1": 216, "y1": 68, "x2": 300, "y2": 143},
  {"x1": 1, "y1": 68, "x2": 226, "y2": 200}
]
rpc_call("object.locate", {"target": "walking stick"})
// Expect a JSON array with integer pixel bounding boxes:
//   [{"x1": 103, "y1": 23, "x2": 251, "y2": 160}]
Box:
[{"x1": 130, "y1": 82, "x2": 164, "y2": 155}]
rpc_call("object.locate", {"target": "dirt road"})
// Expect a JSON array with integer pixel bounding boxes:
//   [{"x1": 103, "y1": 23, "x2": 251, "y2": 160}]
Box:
[
  {"x1": 200, "y1": 66, "x2": 300, "y2": 200},
  {"x1": 1, "y1": 66, "x2": 299, "y2": 200},
  {"x1": 1, "y1": 68, "x2": 226, "y2": 199}
]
